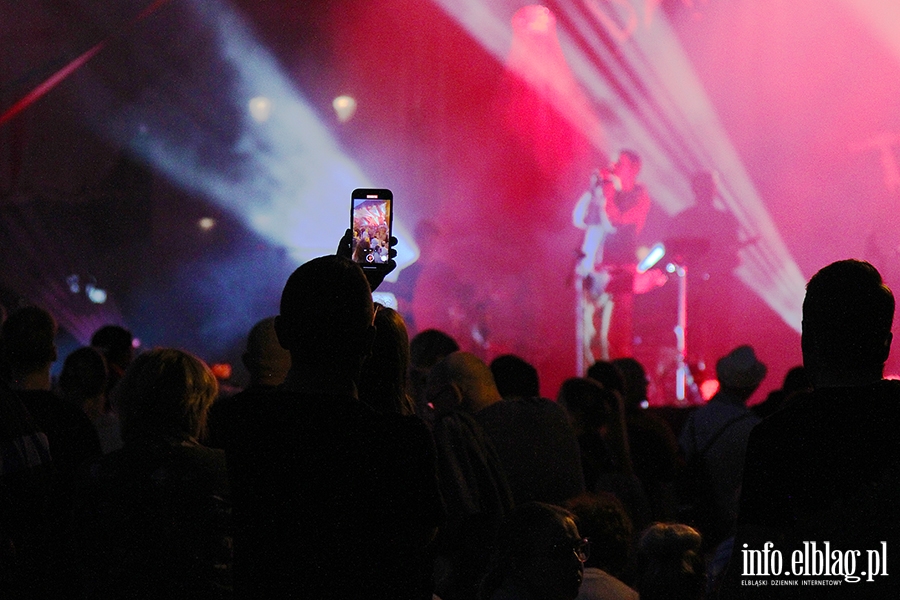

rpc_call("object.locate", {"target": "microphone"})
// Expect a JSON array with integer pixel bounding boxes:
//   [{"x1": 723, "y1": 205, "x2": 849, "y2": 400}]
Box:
[{"x1": 591, "y1": 166, "x2": 615, "y2": 189}]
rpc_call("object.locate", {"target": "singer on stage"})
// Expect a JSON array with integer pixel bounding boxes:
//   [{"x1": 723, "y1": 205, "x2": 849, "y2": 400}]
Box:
[{"x1": 573, "y1": 149, "x2": 651, "y2": 361}]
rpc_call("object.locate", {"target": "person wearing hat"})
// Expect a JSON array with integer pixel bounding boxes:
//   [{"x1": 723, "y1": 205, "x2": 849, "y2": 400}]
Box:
[{"x1": 677, "y1": 345, "x2": 766, "y2": 549}]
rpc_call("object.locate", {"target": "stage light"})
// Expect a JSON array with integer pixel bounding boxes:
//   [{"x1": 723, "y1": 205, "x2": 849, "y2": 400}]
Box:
[
  {"x1": 700, "y1": 379, "x2": 719, "y2": 401},
  {"x1": 104, "y1": 0, "x2": 416, "y2": 281},
  {"x1": 333, "y1": 95, "x2": 357, "y2": 123},
  {"x1": 198, "y1": 217, "x2": 216, "y2": 231},
  {"x1": 248, "y1": 96, "x2": 272, "y2": 122},
  {"x1": 637, "y1": 242, "x2": 665, "y2": 273},
  {"x1": 211, "y1": 362, "x2": 232, "y2": 380},
  {"x1": 85, "y1": 284, "x2": 107, "y2": 304},
  {"x1": 67, "y1": 274, "x2": 81, "y2": 294}
]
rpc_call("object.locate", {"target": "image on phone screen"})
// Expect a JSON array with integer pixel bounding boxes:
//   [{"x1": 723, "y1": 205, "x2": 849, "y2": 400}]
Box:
[{"x1": 351, "y1": 194, "x2": 392, "y2": 266}]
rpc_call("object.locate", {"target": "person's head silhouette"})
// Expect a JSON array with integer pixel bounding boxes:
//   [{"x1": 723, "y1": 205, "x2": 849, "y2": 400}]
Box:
[
  {"x1": 802, "y1": 259, "x2": 894, "y2": 387},
  {"x1": 274, "y1": 255, "x2": 375, "y2": 385},
  {"x1": 481, "y1": 502, "x2": 587, "y2": 600}
]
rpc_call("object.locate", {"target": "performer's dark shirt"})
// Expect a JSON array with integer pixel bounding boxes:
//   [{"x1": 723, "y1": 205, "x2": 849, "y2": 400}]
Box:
[{"x1": 604, "y1": 186, "x2": 646, "y2": 266}]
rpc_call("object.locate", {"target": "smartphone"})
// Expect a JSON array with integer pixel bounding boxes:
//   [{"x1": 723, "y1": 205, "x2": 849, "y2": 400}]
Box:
[{"x1": 350, "y1": 188, "x2": 393, "y2": 270}]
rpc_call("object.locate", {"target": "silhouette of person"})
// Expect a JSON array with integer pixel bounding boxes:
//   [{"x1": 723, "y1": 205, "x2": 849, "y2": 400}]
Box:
[
  {"x1": 678, "y1": 345, "x2": 764, "y2": 549},
  {"x1": 59, "y1": 346, "x2": 123, "y2": 454},
  {"x1": 357, "y1": 304, "x2": 439, "y2": 595},
  {"x1": 558, "y1": 378, "x2": 651, "y2": 533},
  {"x1": 479, "y1": 502, "x2": 588, "y2": 600},
  {"x1": 668, "y1": 171, "x2": 745, "y2": 365},
  {"x1": 427, "y1": 352, "x2": 514, "y2": 600},
  {"x1": 436, "y1": 352, "x2": 584, "y2": 506},
  {"x1": 205, "y1": 317, "x2": 290, "y2": 449},
  {"x1": 669, "y1": 172, "x2": 742, "y2": 280},
  {"x1": 635, "y1": 523, "x2": 705, "y2": 600},
  {"x1": 0, "y1": 378, "x2": 54, "y2": 597},
  {"x1": 225, "y1": 255, "x2": 442, "y2": 599},
  {"x1": 409, "y1": 328, "x2": 460, "y2": 425},
  {"x1": 565, "y1": 492, "x2": 639, "y2": 600},
  {"x1": 751, "y1": 365, "x2": 810, "y2": 420},
  {"x1": 490, "y1": 354, "x2": 540, "y2": 401},
  {"x1": 723, "y1": 260, "x2": 900, "y2": 598},
  {"x1": 69, "y1": 348, "x2": 231, "y2": 600},
  {"x1": 612, "y1": 357, "x2": 679, "y2": 524},
  {"x1": 90, "y1": 325, "x2": 135, "y2": 398},
  {"x1": 1, "y1": 307, "x2": 101, "y2": 482},
  {"x1": 358, "y1": 304, "x2": 416, "y2": 416}
]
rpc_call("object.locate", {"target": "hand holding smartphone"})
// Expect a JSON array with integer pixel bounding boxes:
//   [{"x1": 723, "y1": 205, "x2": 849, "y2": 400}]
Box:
[
  {"x1": 336, "y1": 188, "x2": 396, "y2": 291},
  {"x1": 350, "y1": 188, "x2": 393, "y2": 271}
]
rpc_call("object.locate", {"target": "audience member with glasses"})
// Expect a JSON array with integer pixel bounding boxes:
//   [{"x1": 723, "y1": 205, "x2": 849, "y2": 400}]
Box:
[{"x1": 479, "y1": 502, "x2": 589, "y2": 600}]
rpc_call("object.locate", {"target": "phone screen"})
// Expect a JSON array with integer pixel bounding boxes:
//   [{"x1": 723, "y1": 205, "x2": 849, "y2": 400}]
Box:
[{"x1": 350, "y1": 189, "x2": 393, "y2": 268}]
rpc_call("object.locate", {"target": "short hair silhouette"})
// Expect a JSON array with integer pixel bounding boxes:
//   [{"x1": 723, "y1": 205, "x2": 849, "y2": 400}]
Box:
[
  {"x1": 428, "y1": 351, "x2": 501, "y2": 414},
  {"x1": 276, "y1": 255, "x2": 374, "y2": 366},
  {"x1": 90, "y1": 325, "x2": 134, "y2": 370},
  {"x1": 690, "y1": 171, "x2": 717, "y2": 204},
  {"x1": 409, "y1": 329, "x2": 460, "y2": 415},
  {"x1": 1, "y1": 306, "x2": 57, "y2": 371},
  {"x1": 558, "y1": 377, "x2": 616, "y2": 432},
  {"x1": 566, "y1": 491, "x2": 633, "y2": 576},
  {"x1": 611, "y1": 357, "x2": 649, "y2": 409},
  {"x1": 480, "y1": 502, "x2": 583, "y2": 600},
  {"x1": 636, "y1": 522, "x2": 704, "y2": 600},
  {"x1": 59, "y1": 346, "x2": 108, "y2": 401},
  {"x1": 586, "y1": 360, "x2": 626, "y2": 395},
  {"x1": 802, "y1": 259, "x2": 894, "y2": 374},
  {"x1": 781, "y1": 365, "x2": 810, "y2": 394},
  {"x1": 410, "y1": 329, "x2": 459, "y2": 370},
  {"x1": 242, "y1": 317, "x2": 290, "y2": 386},
  {"x1": 490, "y1": 354, "x2": 540, "y2": 398}
]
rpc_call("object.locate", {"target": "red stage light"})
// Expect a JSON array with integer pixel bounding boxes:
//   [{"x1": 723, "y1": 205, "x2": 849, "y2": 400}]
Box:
[{"x1": 211, "y1": 363, "x2": 233, "y2": 380}]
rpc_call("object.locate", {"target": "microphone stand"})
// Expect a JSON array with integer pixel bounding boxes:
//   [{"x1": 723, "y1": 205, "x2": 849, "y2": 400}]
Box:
[{"x1": 671, "y1": 260, "x2": 700, "y2": 403}]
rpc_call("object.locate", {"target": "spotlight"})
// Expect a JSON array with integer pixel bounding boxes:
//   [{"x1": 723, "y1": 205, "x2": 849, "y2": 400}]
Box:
[
  {"x1": 700, "y1": 379, "x2": 719, "y2": 401},
  {"x1": 85, "y1": 284, "x2": 107, "y2": 304},
  {"x1": 198, "y1": 217, "x2": 216, "y2": 231},
  {"x1": 333, "y1": 95, "x2": 357, "y2": 123},
  {"x1": 248, "y1": 96, "x2": 272, "y2": 122}
]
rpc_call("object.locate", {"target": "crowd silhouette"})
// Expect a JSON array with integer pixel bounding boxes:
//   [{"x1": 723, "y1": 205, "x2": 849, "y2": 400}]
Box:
[{"x1": 0, "y1": 248, "x2": 897, "y2": 599}]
